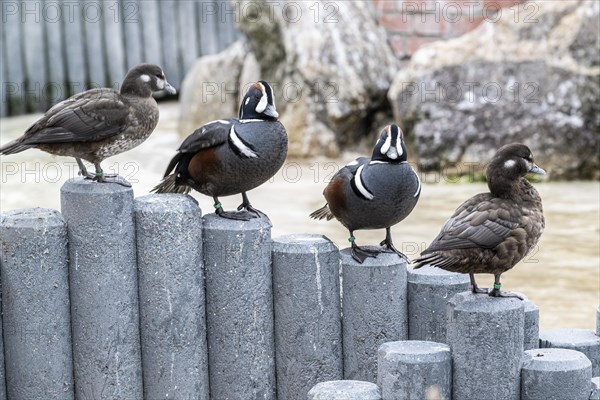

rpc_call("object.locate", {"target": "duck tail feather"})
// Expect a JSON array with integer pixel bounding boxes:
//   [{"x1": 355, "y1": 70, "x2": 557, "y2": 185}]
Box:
[
  {"x1": 309, "y1": 204, "x2": 334, "y2": 220},
  {"x1": 151, "y1": 173, "x2": 191, "y2": 194}
]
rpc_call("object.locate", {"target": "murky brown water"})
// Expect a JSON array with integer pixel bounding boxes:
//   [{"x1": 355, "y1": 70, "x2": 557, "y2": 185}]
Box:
[{"x1": 1, "y1": 102, "x2": 598, "y2": 331}]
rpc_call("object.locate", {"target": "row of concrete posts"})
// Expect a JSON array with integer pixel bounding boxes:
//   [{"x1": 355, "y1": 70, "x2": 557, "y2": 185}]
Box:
[{"x1": 0, "y1": 178, "x2": 599, "y2": 399}]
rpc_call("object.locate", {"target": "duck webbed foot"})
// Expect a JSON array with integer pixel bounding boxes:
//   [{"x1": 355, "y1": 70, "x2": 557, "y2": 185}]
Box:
[
  {"x1": 488, "y1": 280, "x2": 524, "y2": 300},
  {"x1": 76, "y1": 159, "x2": 131, "y2": 187},
  {"x1": 349, "y1": 234, "x2": 379, "y2": 264},
  {"x1": 469, "y1": 273, "x2": 490, "y2": 295},
  {"x1": 379, "y1": 227, "x2": 410, "y2": 263}
]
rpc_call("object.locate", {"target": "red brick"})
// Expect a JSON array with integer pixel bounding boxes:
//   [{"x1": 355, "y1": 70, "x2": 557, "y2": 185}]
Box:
[
  {"x1": 372, "y1": 0, "x2": 401, "y2": 12},
  {"x1": 483, "y1": 0, "x2": 525, "y2": 10},
  {"x1": 407, "y1": 36, "x2": 440, "y2": 54},
  {"x1": 449, "y1": 14, "x2": 486, "y2": 36},
  {"x1": 388, "y1": 35, "x2": 408, "y2": 57},
  {"x1": 379, "y1": 13, "x2": 415, "y2": 34},
  {"x1": 414, "y1": 13, "x2": 446, "y2": 36}
]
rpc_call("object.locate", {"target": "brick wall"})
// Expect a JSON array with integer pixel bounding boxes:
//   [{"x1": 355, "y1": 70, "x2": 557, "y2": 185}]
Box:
[{"x1": 374, "y1": 0, "x2": 528, "y2": 61}]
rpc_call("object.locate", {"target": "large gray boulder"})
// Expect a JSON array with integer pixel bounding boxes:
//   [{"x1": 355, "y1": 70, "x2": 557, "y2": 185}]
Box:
[
  {"x1": 179, "y1": 1, "x2": 399, "y2": 157},
  {"x1": 389, "y1": 1, "x2": 599, "y2": 179}
]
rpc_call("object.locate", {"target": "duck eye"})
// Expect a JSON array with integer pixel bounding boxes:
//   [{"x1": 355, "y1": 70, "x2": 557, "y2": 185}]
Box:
[{"x1": 156, "y1": 73, "x2": 164, "y2": 79}]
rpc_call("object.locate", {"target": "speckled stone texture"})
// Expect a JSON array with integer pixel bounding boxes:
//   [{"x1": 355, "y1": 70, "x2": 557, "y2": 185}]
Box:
[
  {"x1": 377, "y1": 340, "x2": 451, "y2": 400},
  {"x1": 447, "y1": 292, "x2": 524, "y2": 400},
  {"x1": 590, "y1": 376, "x2": 600, "y2": 400},
  {"x1": 60, "y1": 178, "x2": 142, "y2": 399},
  {"x1": 202, "y1": 214, "x2": 276, "y2": 400},
  {"x1": 407, "y1": 265, "x2": 470, "y2": 343},
  {"x1": 0, "y1": 208, "x2": 74, "y2": 399},
  {"x1": 512, "y1": 291, "x2": 540, "y2": 351},
  {"x1": 597, "y1": 306, "x2": 600, "y2": 336},
  {"x1": 539, "y1": 328, "x2": 600, "y2": 376},
  {"x1": 340, "y1": 248, "x2": 408, "y2": 383},
  {"x1": 272, "y1": 234, "x2": 343, "y2": 400},
  {"x1": 0, "y1": 288, "x2": 5, "y2": 400},
  {"x1": 521, "y1": 348, "x2": 592, "y2": 400},
  {"x1": 307, "y1": 380, "x2": 382, "y2": 400},
  {"x1": 135, "y1": 194, "x2": 209, "y2": 399}
]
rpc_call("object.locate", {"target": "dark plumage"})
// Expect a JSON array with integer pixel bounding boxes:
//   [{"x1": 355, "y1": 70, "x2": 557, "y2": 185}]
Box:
[
  {"x1": 0, "y1": 64, "x2": 176, "y2": 186},
  {"x1": 152, "y1": 81, "x2": 288, "y2": 220},
  {"x1": 310, "y1": 125, "x2": 421, "y2": 263},
  {"x1": 413, "y1": 143, "x2": 545, "y2": 298}
]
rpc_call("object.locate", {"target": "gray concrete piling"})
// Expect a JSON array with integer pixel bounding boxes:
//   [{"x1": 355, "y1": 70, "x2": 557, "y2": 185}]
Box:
[
  {"x1": 272, "y1": 234, "x2": 343, "y2": 400},
  {"x1": 521, "y1": 348, "x2": 592, "y2": 400},
  {"x1": 0, "y1": 291, "x2": 5, "y2": 400},
  {"x1": 407, "y1": 265, "x2": 470, "y2": 342},
  {"x1": 202, "y1": 214, "x2": 276, "y2": 400},
  {"x1": 135, "y1": 194, "x2": 209, "y2": 399},
  {"x1": 60, "y1": 178, "x2": 143, "y2": 399},
  {"x1": 539, "y1": 328, "x2": 600, "y2": 375},
  {"x1": 591, "y1": 377, "x2": 600, "y2": 400},
  {"x1": 341, "y1": 248, "x2": 408, "y2": 383},
  {"x1": 511, "y1": 291, "x2": 540, "y2": 350},
  {"x1": 307, "y1": 380, "x2": 382, "y2": 400},
  {"x1": 377, "y1": 340, "x2": 451, "y2": 400},
  {"x1": 0, "y1": 208, "x2": 74, "y2": 399},
  {"x1": 447, "y1": 292, "x2": 524, "y2": 400}
]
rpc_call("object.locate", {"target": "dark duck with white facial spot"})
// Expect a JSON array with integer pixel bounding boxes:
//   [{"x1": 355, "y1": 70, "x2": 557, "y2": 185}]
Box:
[
  {"x1": 310, "y1": 124, "x2": 421, "y2": 263},
  {"x1": 412, "y1": 143, "x2": 545, "y2": 298},
  {"x1": 0, "y1": 64, "x2": 176, "y2": 186},
  {"x1": 152, "y1": 81, "x2": 288, "y2": 221}
]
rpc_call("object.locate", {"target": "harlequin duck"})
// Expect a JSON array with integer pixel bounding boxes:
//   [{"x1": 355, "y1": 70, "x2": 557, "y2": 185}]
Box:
[
  {"x1": 152, "y1": 81, "x2": 288, "y2": 221},
  {"x1": 0, "y1": 64, "x2": 175, "y2": 186},
  {"x1": 310, "y1": 124, "x2": 421, "y2": 263},
  {"x1": 412, "y1": 143, "x2": 545, "y2": 298}
]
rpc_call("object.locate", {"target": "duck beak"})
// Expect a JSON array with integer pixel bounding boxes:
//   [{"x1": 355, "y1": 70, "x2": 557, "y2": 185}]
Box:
[
  {"x1": 263, "y1": 104, "x2": 279, "y2": 118},
  {"x1": 163, "y1": 81, "x2": 177, "y2": 95},
  {"x1": 529, "y1": 163, "x2": 545, "y2": 175}
]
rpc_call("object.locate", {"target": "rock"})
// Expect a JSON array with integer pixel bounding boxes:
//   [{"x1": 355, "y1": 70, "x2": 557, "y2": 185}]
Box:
[
  {"x1": 389, "y1": 1, "x2": 600, "y2": 179},
  {"x1": 179, "y1": 1, "x2": 399, "y2": 157}
]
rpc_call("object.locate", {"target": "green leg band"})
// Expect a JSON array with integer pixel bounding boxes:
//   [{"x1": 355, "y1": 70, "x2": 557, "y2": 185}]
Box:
[
  {"x1": 348, "y1": 236, "x2": 356, "y2": 243},
  {"x1": 493, "y1": 283, "x2": 502, "y2": 290},
  {"x1": 213, "y1": 202, "x2": 222, "y2": 210},
  {"x1": 95, "y1": 170, "x2": 104, "y2": 177}
]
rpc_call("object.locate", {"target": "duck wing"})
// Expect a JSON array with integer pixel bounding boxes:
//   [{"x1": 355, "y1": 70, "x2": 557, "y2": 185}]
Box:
[
  {"x1": 423, "y1": 194, "x2": 520, "y2": 253},
  {"x1": 177, "y1": 119, "x2": 236, "y2": 153},
  {"x1": 22, "y1": 89, "x2": 129, "y2": 144}
]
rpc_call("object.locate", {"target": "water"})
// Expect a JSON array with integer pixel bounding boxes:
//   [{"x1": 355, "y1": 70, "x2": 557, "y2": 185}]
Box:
[{"x1": 1, "y1": 102, "x2": 598, "y2": 330}]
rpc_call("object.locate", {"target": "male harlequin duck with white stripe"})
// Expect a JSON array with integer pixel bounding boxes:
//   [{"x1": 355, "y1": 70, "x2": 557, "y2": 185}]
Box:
[
  {"x1": 310, "y1": 124, "x2": 421, "y2": 263},
  {"x1": 153, "y1": 81, "x2": 287, "y2": 220},
  {"x1": 413, "y1": 143, "x2": 545, "y2": 298},
  {"x1": 0, "y1": 64, "x2": 176, "y2": 186}
]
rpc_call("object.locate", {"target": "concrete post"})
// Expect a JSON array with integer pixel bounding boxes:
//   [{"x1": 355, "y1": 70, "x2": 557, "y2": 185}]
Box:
[
  {"x1": 272, "y1": 234, "x2": 343, "y2": 400},
  {"x1": 539, "y1": 328, "x2": 600, "y2": 375},
  {"x1": 203, "y1": 214, "x2": 276, "y2": 400},
  {"x1": 407, "y1": 265, "x2": 470, "y2": 342},
  {"x1": 60, "y1": 178, "x2": 142, "y2": 399},
  {"x1": 341, "y1": 248, "x2": 408, "y2": 383},
  {"x1": 307, "y1": 381, "x2": 382, "y2": 400},
  {"x1": 0, "y1": 208, "x2": 74, "y2": 399},
  {"x1": 511, "y1": 292, "x2": 540, "y2": 350},
  {"x1": 377, "y1": 340, "x2": 451, "y2": 400},
  {"x1": 135, "y1": 194, "x2": 209, "y2": 399},
  {"x1": 0, "y1": 290, "x2": 5, "y2": 400},
  {"x1": 590, "y1": 377, "x2": 600, "y2": 400},
  {"x1": 521, "y1": 348, "x2": 592, "y2": 400},
  {"x1": 447, "y1": 292, "x2": 524, "y2": 400}
]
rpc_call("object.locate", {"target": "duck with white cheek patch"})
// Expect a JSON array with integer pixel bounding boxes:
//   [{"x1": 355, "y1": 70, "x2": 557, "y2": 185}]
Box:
[
  {"x1": 412, "y1": 143, "x2": 545, "y2": 299},
  {"x1": 0, "y1": 64, "x2": 176, "y2": 186},
  {"x1": 310, "y1": 124, "x2": 421, "y2": 263},
  {"x1": 153, "y1": 81, "x2": 288, "y2": 221}
]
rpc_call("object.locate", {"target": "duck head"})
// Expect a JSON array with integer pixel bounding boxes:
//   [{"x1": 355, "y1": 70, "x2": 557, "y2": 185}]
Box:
[
  {"x1": 239, "y1": 81, "x2": 279, "y2": 120},
  {"x1": 121, "y1": 63, "x2": 177, "y2": 97},
  {"x1": 487, "y1": 143, "x2": 545, "y2": 196},
  {"x1": 372, "y1": 124, "x2": 407, "y2": 162}
]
